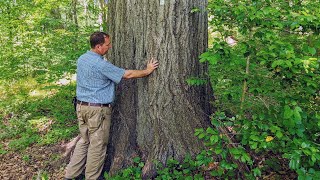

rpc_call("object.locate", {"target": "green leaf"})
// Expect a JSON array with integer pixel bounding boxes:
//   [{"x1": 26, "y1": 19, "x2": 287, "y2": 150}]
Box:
[
  {"x1": 315, "y1": 39, "x2": 320, "y2": 48},
  {"x1": 302, "y1": 149, "x2": 311, "y2": 155},
  {"x1": 230, "y1": 148, "x2": 241, "y2": 155},
  {"x1": 295, "y1": 106, "x2": 302, "y2": 112},
  {"x1": 208, "y1": 54, "x2": 221, "y2": 65},
  {"x1": 251, "y1": 142, "x2": 258, "y2": 149},
  {"x1": 200, "y1": 51, "x2": 222, "y2": 65},
  {"x1": 194, "y1": 128, "x2": 204, "y2": 136},
  {"x1": 191, "y1": 7, "x2": 201, "y2": 13},
  {"x1": 198, "y1": 133, "x2": 205, "y2": 139},
  {"x1": 186, "y1": 77, "x2": 207, "y2": 86},
  {"x1": 183, "y1": 169, "x2": 190, "y2": 174},
  {"x1": 243, "y1": 153, "x2": 252, "y2": 164},
  {"x1": 206, "y1": 127, "x2": 215, "y2": 134},
  {"x1": 289, "y1": 159, "x2": 300, "y2": 170},
  {"x1": 133, "y1": 157, "x2": 141, "y2": 163},
  {"x1": 214, "y1": 148, "x2": 223, "y2": 155},
  {"x1": 210, "y1": 135, "x2": 219, "y2": 144},
  {"x1": 284, "y1": 105, "x2": 293, "y2": 119},
  {"x1": 293, "y1": 107, "x2": 302, "y2": 124},
  {"x1": 211, "y1": 119, "x2": 220, "y2": 127},
  {"x1": 290, "y1": 22, "x2": 299, "y2": 29},
  {"x1": 270, "y1": 126, "x2": 280, "y2": 133},
  {"x1": 308, "y1": 47, "x2": 316, "y2": 55},
  {"x1": 276, "y1": 131, "x2": 283, "y2": 138},
  {"x1": 301, "y1": 142, "x2": 308, "y2": 148},
  {"x1": 168, "y1": 158, "x2": 179, "y2": 165},
  {"x1": 199, "y1": 52, "x2": 213, "y2": 63},
  {"x1": 240, "y1": 155, "x2": 246, "y2": 163},
  {"x1": 285, "y1": 61, "x2": 293, "y2": 68},
  {"x1": 138, "y1": 162, "x2": 144, "y2": 167},
  {"x1": 253, "y1": 168, "x2": 262, "y2": 177},
  {"x1": 272, "y1": 60, "x2": 284, "y2": 68},
  {"x1": 250, "y1": 135, "x2": 260, "y2": 141}
]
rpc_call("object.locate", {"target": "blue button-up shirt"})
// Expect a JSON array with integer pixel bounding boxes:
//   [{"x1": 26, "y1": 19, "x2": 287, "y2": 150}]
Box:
[{"x1": 76, "y1": 51, "x2": 125, "y2": 104}]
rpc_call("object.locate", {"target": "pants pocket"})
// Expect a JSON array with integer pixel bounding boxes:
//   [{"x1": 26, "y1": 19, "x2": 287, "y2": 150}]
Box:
[{"x1": 87, "y1": 107, "x2": 103, "y2": 133}]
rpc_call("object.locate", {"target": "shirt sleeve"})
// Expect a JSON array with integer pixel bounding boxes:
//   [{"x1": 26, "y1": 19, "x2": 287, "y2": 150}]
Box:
[{"x1": 100, "y1": 61, "x2": 125, "y2": 84}]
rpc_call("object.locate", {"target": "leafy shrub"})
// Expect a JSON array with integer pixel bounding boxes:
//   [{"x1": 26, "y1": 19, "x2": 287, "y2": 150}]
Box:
[
  {"x1": 105, "y1": 157, "x2": 144, "y2": 180},
  {"x1": 201, "y1": 0, "x2": 320, "y2": 179},
  {"x1": 0, "y1": 83, "x2": 78, "y2": 151}
]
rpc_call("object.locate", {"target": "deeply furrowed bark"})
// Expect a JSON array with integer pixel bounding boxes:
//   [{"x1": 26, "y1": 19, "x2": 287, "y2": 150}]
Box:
[{"x1": 105, "y1": 0, "x2": 210, "y2": 178}]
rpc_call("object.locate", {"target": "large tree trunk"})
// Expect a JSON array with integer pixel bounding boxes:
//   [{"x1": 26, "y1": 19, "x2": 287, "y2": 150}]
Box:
[{"x1": 105, "y1": 0, "x2": 210, "y2": 178}]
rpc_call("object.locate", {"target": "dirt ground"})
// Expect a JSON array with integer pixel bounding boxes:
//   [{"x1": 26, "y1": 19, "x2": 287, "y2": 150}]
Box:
[{"x1": 0, "y1": 142, "x2": 67, "y2": 180}]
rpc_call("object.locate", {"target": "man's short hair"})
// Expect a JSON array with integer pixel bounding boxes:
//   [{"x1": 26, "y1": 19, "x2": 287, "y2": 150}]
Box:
[{"x1": 90, "y1": 32, "x2": 110, "y2": 48}]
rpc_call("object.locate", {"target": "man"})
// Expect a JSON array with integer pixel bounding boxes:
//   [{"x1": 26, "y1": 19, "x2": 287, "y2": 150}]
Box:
[{"x1": 64, "y1": 32, "x2": 159, "y2": 180}]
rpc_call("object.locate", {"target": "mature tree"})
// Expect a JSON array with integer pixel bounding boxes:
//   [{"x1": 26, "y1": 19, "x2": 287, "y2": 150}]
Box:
[{"x1": 105, "y1": 0, "x2": 211, "y2": 177}]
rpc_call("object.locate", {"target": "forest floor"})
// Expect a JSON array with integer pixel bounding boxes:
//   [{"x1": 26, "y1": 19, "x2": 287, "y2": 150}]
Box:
[
  {"x1": 0, "y1": 140, "x2": 66, "y2": 180},
  {"x1": 0, "y1": 140, "x2": 297, "y2": 180},
  {"x1": 0, "y1": 78, "x2": 77, "y2": 179},
  {"x1": 0, "y1": 78, "x2": 297, "y2": 180}
]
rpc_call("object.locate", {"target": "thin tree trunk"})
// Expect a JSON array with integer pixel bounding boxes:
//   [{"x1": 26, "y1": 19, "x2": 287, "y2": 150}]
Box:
[
  {"x1": 105, "y1": 0, "x2": 211, "y2": 178},
  {"x1": 72, "y1": 0, "x2": 78, "y2": 29},
  {"x1": 83, "y1": 0, "x2": 88, "y2": 27},
  {"x1": 99, "y1": 0, "x2": 107, "y2": 31},
  {"x1": 240, "y1": 31, "x2": 253, "y2": 111},
  {"x1": 240, "y1": 55, "x2": 250, "y2": 110}
]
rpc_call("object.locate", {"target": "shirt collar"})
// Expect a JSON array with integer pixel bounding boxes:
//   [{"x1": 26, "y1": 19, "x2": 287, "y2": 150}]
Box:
[{"x1": 87, "y1": 50, "x2": 103, "y2": 58}]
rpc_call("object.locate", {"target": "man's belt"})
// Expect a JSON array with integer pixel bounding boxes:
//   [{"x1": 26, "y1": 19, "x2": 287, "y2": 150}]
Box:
[{"x1": 77, "y1": 100, "x2": 111, "y2": 107}]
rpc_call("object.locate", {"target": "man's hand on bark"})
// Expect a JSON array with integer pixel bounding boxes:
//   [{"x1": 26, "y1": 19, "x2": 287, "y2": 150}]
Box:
[{"x1": 146, "y1": 57, "x2": 159, "y2": 74}]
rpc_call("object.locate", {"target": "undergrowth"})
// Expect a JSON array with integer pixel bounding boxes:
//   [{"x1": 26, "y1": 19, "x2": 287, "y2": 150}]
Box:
[{"x1": 0, "y1": 78, "x2": 77, "y2": 152}]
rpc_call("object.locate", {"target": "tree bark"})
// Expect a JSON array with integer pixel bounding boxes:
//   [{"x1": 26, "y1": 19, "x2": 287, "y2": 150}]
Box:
[{"x1": 105, "y1": 0, "x2": 210, "y2": 178}]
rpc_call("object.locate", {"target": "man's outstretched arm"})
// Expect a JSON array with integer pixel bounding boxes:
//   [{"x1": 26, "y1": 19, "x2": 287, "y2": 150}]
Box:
[{"x1": 123, "y1": 58, "x2": 159, "y2": 79}]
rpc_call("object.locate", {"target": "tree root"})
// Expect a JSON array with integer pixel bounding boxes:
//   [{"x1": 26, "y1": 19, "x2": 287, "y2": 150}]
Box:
[
  {"x1": 50, "y1": 135, "x2": 81, "y2": 169},
  {"x1": 62, "y1": 135, "x2": 81, "y2": 159}
]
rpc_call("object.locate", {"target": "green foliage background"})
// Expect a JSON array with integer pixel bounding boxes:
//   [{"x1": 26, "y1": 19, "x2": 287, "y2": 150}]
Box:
[
  {"x1": 196, "y1": 0, "x2": 320, "y2": 179},
  {"x1": 0, "y1": 0, "x2": 319, "y2": 179},
  {"x1": 0, "y1": 0, "x2": 103, "y2": 152}
]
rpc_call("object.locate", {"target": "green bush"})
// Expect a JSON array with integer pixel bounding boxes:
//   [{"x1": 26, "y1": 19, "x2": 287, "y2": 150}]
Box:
[
  {"x1": 200, "y1": 0, "x2": 320, "y2": 179},
  {"x1": 105, "y1": 157, "x2": 144, "y2": 180}
]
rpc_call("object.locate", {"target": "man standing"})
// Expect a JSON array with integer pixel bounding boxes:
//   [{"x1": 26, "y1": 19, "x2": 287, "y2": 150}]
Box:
[{"x1": 64, "y1": 32, "x2": 159, "y2": 180}]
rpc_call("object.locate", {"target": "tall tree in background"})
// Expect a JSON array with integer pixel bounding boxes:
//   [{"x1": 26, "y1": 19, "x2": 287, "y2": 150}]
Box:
[
  {"x1": 106, "y1": 0, "x2": 211, "y2": 177},
  {"x1": 72, "y1": 0, "x2": 78, "y2": 28},
  {"x1": 0, "y1": 0, "x2": 106, "y2": 81},
  {"x1": 99, "y1": 0, "x2": 107, "y2": 31}
]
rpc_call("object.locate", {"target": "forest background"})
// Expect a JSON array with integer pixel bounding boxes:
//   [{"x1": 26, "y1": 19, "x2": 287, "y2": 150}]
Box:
[{"x1": 0, "y1": 0, "x2": 319, "y2": 179}]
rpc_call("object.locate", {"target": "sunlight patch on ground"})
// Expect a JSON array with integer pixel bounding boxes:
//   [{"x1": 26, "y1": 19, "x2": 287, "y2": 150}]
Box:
[
  {"x1": 28, "y1": 117, "x2": 53, "y2": 134},
  {"x1": 0, "y1": 76, "x2": 68, "y2": 115},
  {"x1": 0, "y1": 77, "x2": 39, "y2": 103},
  {"x1": 0, "y1": 84, "x2": 5, "y2": 101},
  {"x1": 55, "y1": 73, "x2": 76, "y2": 86},
  {"x1": 29, "y1": 89, "x2": 53, "y2": 97}
]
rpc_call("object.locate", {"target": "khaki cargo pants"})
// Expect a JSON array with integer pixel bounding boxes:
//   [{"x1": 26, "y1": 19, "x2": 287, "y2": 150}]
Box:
[{"x1": 65, "y1": 104, "x2": 112, "y2": 180}]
